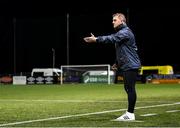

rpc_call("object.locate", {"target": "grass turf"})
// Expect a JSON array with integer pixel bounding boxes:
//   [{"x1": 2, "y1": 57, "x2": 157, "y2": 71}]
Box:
[{"x1": 0, "y1": 83, "x2": 180, "y2": 127}]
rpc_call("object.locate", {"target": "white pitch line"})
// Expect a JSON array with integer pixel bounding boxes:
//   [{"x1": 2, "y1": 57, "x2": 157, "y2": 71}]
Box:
[
  {"x1": 0, "y1": 108, "x2": 126, "y2": 127},
  {"x1": 111, "y1": 119, "x2": 144, "y2": 122},
  {"x1": 140, "y1": 113, "x2": 157, "y2": 117},
  {"x1": 0, "y1": 102, "x2": 179, "y2": 127},
  {"x1": 166, "y1": 110, "x2": 180, "y2": 113}
]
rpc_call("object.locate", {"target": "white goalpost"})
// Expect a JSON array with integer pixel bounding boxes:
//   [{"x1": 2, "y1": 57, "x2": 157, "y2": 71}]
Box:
[{"x1": 60, "y1": 64, "x2": 115, "y2": 84}]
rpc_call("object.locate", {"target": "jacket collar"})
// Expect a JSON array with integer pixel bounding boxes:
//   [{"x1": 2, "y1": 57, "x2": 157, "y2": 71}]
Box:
[{"x1": 115, "y1": 23, "x2": 127, "y2": 31}]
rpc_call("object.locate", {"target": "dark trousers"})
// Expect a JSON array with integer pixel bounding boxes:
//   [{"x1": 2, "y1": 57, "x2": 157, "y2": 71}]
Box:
[{"x1": 122, "y1": 69, "x2": 138, "y2": 113}]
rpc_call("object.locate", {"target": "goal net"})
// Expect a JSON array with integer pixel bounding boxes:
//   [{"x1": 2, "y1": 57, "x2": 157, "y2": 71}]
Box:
[{"x1": 60, "y1": 64, "x2": 115, "y2": 84}]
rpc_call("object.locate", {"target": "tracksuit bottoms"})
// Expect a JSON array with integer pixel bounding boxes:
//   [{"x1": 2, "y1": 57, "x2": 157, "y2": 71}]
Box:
[{"x1": 122, "y1": 69, "x2": 138, "y2": 113}]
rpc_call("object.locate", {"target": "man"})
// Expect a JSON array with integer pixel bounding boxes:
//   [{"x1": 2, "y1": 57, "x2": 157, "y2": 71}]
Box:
[{"x1": 84, "y1": 12, "x2": 141, "y2": 121}]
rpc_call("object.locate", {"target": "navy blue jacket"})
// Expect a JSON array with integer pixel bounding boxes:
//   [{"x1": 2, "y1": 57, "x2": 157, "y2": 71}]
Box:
[{"x1": 96, "y1": 24, "x2": 141, "y2": 71}]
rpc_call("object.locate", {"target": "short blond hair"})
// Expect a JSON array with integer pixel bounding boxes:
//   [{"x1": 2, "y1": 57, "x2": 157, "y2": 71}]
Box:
[{"x1": 112, "y1": 13, "x2": 126, "y2": 23}]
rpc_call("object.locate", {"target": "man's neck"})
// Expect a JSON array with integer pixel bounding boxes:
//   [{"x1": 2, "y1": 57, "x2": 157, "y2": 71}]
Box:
[{"x1": 115, "y1": 23, "x2": 126, "y2": 31}]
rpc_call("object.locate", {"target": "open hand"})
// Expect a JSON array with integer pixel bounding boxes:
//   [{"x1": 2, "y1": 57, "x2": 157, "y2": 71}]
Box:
[{"x1": 83, "y1": 33, "x2": 97, "y2": 43}]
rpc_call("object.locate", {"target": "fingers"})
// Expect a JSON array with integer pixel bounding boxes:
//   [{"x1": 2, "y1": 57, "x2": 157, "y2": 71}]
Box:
[
  {"x1": 83, "y1": 37, "x2": 89, "y2": 42},
  {"x1": 112, "y1": 67, "x2": 117, "y2": 71},
  {"x1": 112, "y1": 64, "x2": 117, "y2": 71},
  {"x1": 90, "y1": 33, "x2": 95, "y2": 37},
  {"x1": 84, "y1": 37, "x2": 92, "y2": 42}
]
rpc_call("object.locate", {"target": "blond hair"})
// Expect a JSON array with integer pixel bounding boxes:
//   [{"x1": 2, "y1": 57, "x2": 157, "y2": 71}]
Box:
[{"x1": 112, "y1": 13, "x2": 126, "y2": 23}]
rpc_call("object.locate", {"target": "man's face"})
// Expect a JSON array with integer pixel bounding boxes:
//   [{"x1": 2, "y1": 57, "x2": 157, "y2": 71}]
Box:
[{"x1": 112, "y1": 15, "x2": 123, "y2": 29}]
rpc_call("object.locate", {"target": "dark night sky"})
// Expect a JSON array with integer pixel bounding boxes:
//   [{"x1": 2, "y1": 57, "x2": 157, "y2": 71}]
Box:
[{"x1": 0, "y1": 1, "x2": 180, "y2": 74}]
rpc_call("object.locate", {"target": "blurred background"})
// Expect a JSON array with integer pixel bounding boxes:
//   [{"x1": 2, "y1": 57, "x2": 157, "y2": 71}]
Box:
[{"x1": 0, "y1": 1, "x2": 180, "y2": 75}]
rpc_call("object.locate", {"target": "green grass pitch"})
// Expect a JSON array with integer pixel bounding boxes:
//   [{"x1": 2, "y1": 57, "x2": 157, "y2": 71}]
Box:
[{"x1": 0, "y1": 83, "x2": 180, "y2": 127}]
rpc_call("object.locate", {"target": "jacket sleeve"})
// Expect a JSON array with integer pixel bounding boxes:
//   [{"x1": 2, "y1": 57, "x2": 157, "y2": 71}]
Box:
[{"x1": 96, "y1": 31, "x2": 129, "y2": 44}]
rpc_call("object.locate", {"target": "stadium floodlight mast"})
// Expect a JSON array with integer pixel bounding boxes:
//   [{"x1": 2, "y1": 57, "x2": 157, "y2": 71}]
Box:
[
  {"x1": 52, "y1": 48, "x2": 55, "y2": 68},
  {"x1": 13, "y1": 17, "x2": 16, "y2": 74},
  {"x1": 60, "y1": 64, "x2": 112, "y2": 85}
]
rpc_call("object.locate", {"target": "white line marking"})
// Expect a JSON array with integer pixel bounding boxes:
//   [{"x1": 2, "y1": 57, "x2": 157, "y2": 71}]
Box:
[
  {"x1": 111, "y1": 119, "x2": 144, "y2": 122},
  {"x1": 130, "y1": 120, "x2": 144, "y2": 122},
  {"x1": 140, "y1": 113, "x2": 157, "y2": 117},
  {"x1": 0, "y1": 102, "x2": 179, "y2": 127},
  {"x1": 174, "y1": 102, "x2": 180, "y2": 105},
  {"x1": 166, "y1": 110, "x2": 180, "y2": 113},
  {"x1": 0, "y1": 108, "x2": 127, "y2": 127}
]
